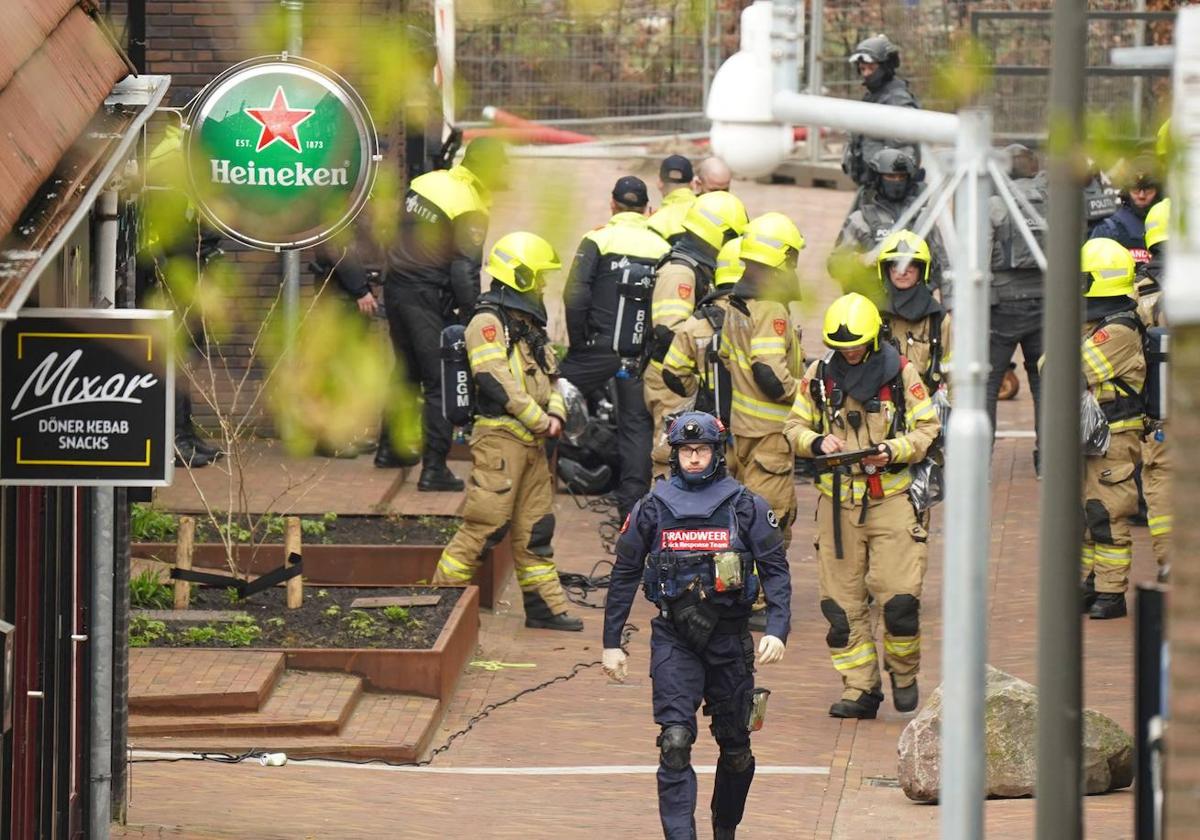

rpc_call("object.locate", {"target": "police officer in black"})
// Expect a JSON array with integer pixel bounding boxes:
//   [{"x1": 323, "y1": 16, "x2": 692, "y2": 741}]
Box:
[
  {"x1": 842, "y1": 34, "x2": 920, "y2": 193},
  {"x1": 986, "y1": 144, "x2": 1048, "y2": 469},
  {"x1": 560, "y1": 176, "x2": 671, "y2": 517},
  {"x1": 379, "y1": 138, "x2": 509, "y2": 489},
  {"x1": 603, "y1": 411, "x2": 791, "y2": 840}
]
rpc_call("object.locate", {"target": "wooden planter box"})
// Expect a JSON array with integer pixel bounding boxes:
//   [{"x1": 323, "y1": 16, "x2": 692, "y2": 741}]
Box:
[
  {"x1": 272, "y1": 585, "x2": 479, "y2": 703},
  {"x1": 132, "y1": 538, "x2": 513, "y2": 609}
]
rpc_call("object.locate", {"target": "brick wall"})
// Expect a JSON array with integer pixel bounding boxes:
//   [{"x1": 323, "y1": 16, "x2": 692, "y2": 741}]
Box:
[{"x1": 113, "y1": 0, "x2": 417, "y2": 428}]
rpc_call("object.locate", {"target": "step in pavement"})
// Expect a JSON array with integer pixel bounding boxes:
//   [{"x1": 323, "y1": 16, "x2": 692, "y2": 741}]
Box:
[
  {"x1": 130, "y1": 671, "x2": 362, "y2": 737},
  {"x1": 133, "y1": 692, "x2": 441, "y2": 763},
  {"x1": 130, "y1": 649, "x2": 285, "y2": 715}
]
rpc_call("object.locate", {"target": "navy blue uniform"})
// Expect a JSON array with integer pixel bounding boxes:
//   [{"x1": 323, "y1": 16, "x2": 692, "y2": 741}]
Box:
[
  {"x1": 1089, "y1": 205, "x2": 1151, "y2": 265},
  {"x1": 605, "y1": 474, "x2": 791, "y2": 840}
]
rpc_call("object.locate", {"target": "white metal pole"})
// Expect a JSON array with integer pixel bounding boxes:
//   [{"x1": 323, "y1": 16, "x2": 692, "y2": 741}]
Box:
[
  {"x1": 806, "y1": 0, "x2": 824, "y2": 164},
  {"x1": 940, "y1": 107, "x2": 992, "y2": 839},
  {"x1": 89, "y1": 186, "x2": 120, "y2": 840},
  {"x1": 435, "y1": 0, "x2": 457, "y2": 141}
]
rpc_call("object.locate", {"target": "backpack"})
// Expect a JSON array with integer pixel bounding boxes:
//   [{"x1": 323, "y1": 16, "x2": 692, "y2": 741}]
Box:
[{"x1": 1088, "y1": 311, "x2": 1149, "y2": 422}]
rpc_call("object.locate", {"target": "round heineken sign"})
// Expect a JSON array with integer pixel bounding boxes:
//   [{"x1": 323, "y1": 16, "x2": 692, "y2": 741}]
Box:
[{"x1": 185, "y1": 56, "x2": 379, "y2": 250}]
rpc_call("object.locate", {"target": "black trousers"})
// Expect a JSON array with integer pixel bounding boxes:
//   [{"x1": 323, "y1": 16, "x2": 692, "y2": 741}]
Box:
[
  {"x1": 384, "y1": 279, "x2": 454, "y2": 465},
  {"x1": 559, "y1": 347, "x2": 652, "y2": 518},
  {"x1": 987, "y1": 299, "x2": 1043, "y2": 449}
]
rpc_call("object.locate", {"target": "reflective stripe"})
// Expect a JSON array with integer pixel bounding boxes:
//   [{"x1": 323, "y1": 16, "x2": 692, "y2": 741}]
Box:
[
  {"x1": 907, "y1": 399, "x2": 937, "y2": 423},
  {"x1": 830, "y1": 642, "x2": 877, "y2": 671},
  {"x1": 1094, "y1": 544, "x2": 1132, "y2": 567},
  {"x1": 1081, "y1": 544, "x2": 1095, "y2": 572},
  {"x1": 663, "y1": 343, "x2": 694, "y2": 370},
  {"x1": 469, "y1": 344, "x2": 507, "y2": 366},
  {"x1": 517, "y1": 563, "x2": 559, "y2": 587},
  {"x1": 476, "y1": 416, "x2": 535, "y2": 442},
  {"x1": 1082, "y1": 343, "x2": 1115, "y2": 382},
  {"x1": 724, "y1": 346, "x2": 754, "y2": 372},
  {"x1": 516, "y1": 401, "x2": 547, "y2": 429},
  {"x1": 652, "y1": 300, "x2": 694, "y2": 321},
  {"x1": 731, "y1": 389, "x2": 790, "y2": 421},
  {"x1": 749, "y1": 336, "x2": 787, "y2": 358},
  {"x1": 547, "y1": 391, "x2": 566, "y2": 418},
  {"x1": 1108, "y1": 417, "x2": 1145, "y2": 434},
  {"x1": 437, "y1": 551, "x2": 476, "y2": 581},
  {"x1": 509, "y1": 353, "x2": 526, "y2": 388},
  {"x1": 884, "y1": 637, "x2": 920, "y2": 657},
  {"x1": 1148, "y1": 515, "x2": 1172, "y2": 537},
  {"x1": 816, "y1": 470, "x2": 911, "y2": 504},
  {"x1": 889, "y1": 437, "x2": 914, "y2": 462}
]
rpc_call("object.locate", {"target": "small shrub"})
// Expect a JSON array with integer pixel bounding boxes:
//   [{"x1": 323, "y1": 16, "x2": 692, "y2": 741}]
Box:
[
  {"x1": 381, "y1": 605, "x2": 411, "y2": 624},
  {"x1": 323, "y1": 604, "x2": 341, "y2": 618},
  {"x1": 218, "y1": 616, "x2": 261, "y2": 647},
  {"x1": 224, "y1": 586, "x2": 241, "y2": 605},
  {"x1": 180, "y1": 625, "x2": 218, "y2": 645},
  {"x1": 344, "y1": 609, "x2": 379, "y2": 639},
  {"x1": 265, "y1": 616, "x2": 286, "y2": 629},
  {"x1": 316, "y1": 589, "x2": 329, "y2": 599},
  {"x1": 130, "y1": 568, "x2": 172, "y2": 610},
  {"x1": 130, "y1": 617, "x2": 167, "y2": 647},
  {"x1": 300, "y1": 518, "x2": 327, "y2": 538},
  {"x1": 131, "y1": 504, "x2": 177, "y2": 542}
]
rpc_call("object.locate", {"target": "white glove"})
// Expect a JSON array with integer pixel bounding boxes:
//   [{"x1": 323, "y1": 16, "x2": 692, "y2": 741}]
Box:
[
  {"x1": 602, "y1": 648, "x2": 628, "y2": 683},
  {"x1": 757, "y1": 635, "x2": 786, "y2": 665}
]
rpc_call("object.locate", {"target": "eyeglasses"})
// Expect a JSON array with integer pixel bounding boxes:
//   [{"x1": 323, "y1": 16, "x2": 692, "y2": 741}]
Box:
[{"x1": 678, "y1": 444, "x2": 712, "y2": 457}]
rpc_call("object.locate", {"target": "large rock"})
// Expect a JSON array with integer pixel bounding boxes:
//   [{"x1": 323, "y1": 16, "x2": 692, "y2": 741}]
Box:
[{"x1": 897, "y1": 665, "x2": 1133, "y2": 802}]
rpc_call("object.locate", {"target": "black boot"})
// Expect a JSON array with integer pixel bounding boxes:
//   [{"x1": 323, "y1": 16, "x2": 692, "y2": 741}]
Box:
[
  {"x1": 373, "y1": 423, "x2": 420, "y2": 469},
  {"x1": 1082, "y1": 572, "x2": 1098, "y2": 614},
  {"x1": 1089, "y1": 592, "x2": 1127, "y2": 620},
  {"x1": 174, "y1": 434, "x2": 214, "y2": 468},
  {"x1": 522, "y1": 591, "x2": 583, "y2": 631},
  {"x1": 891, "y1": 675, "x2": 919, "y2": 713},
  {"x1": 829, "y1": 688, "x2": 883, "y2": 720},
  {"x1": 418, "y1": 461, "x2": 465, "y2": 492},
  {"x1": 714, "y1": 824, "x2": 736, "y2": 840}
]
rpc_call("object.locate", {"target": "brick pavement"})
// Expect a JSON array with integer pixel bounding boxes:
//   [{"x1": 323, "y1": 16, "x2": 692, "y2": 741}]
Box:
[
  {"x1": 119, "y1": 173, "x2": 1146, "y2": 838},
  {"x1": 130, "y1": 650, "x2": 284, "y2": 714}
]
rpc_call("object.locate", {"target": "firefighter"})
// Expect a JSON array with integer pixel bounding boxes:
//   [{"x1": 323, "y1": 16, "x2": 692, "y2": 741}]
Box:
[
  {"x1": 1078, "y1": 238, "x2": 1147, "y2": 620},
  {"x1": 645, "y1": 191, "x2": 749, "y2": 480},
  {"x1": 719, "y1": 212, "x2": 806, "y2": 546},
  {"x1": 784, "y1": 293, "x2": 940, "y2": 718},
  {"x1": 431, "y1": 232, "x2": 583, "y2": 631},
  {"x1": 602, "y1": 411, "x2": 791, "y2": 840},
  {"x1": 842, "y1": 34, "x2": 920, "y2": 194},
  {"x1": 380, "y1": 138, "x2": 509, "y2": 488},
  {"x1": 876, "y1": 230, "x2": 951, "y2": 391},
  {"x1": 661, "y1": 236, "x2": 745, "y2": 429},
  {"x1": 560, "y1": 176, "x2": 671, "y2": 518},
  {"x1": 1137, "y1": 198, "x2": 1166, "y2": 580},
  {"x1": 1137, "y1": 198, "x2": 1170, "y2": 580},
  {"x1": 648, "y1": 155, "x2": 696, "y2": 244}
]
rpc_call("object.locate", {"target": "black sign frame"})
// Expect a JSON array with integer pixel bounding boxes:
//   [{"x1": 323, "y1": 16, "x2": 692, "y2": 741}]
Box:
[{"x1": 1, "y1": 309, "x2": 174, "y2": 487}]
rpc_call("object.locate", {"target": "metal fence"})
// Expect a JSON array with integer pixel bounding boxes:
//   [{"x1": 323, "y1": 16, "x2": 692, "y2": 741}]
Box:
[{"x1": 452, "y1": 0, "x2": 729, "y2": 133}]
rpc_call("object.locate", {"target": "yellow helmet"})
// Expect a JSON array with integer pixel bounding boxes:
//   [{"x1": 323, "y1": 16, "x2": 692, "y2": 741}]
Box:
[
  {"x1": 740, "y1": 212, "x2": 805, "y2": 268},
  {"x1": 1144, "y1": 198, "x2": 1171, "y2": 250},
  {"x1": 876, "y1": 229, "x2": 931, "y2": 287},
  {"x1": 823, "y1": 292, "x2": 882, "y2": 350},
  {"x1": 681, "y1": 190, "x2": 748, "y2": 250},
  {"x1": 485, "y1": 231, "x2": 561, "y2": 293},
  {"x1": 714, "y1": 237, "x2": 745, "y2": 287},
  {"x1": 1081, "y1": 238, "x2": 1136, "y2": 299},
  {"x1": 1156, "y1": 119, "x2": 1171, "y2": 160}
]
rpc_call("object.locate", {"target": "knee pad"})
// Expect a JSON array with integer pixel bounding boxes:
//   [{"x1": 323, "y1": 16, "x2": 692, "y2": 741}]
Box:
[
  {"x1": 483, "y1": 524, "x2": 511, "y2": 550},
  {"x1": 718, "y1": 745, "x2": 754, "y2": 774},
  {"x1": 820, "y1": 598, "x2": 850, "y2": 649},
  {"x1": 657, "y1": 725, "x2": 694, "y2": 771},
  {"x1": 883, "y1": 594, "x2": 920, "y2": 638},
  {"x1": 1085, "y1": 499, "x2": 1113, "y2": 544},
  {"x1": 528, "y1": 514, "x2": 555, "y2": 556}
]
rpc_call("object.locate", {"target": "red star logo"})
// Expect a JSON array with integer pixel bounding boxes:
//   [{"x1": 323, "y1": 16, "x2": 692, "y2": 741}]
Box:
[{"x1": 244, "y1": 87, "x2": 315, "y2": 153}]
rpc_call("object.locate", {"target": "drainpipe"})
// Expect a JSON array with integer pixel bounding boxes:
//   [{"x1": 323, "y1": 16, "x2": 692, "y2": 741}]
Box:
[{"x1": 89, "y1": 186, "x2": 120, "y2": 839}]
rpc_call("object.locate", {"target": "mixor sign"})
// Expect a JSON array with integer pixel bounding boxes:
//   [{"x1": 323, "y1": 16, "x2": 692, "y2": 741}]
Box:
[
  {"x1": 0, "y1": 311, "x2": 174, "y2": 486},
  {"x1": 185, "y1": 56, "x2": 380, "y2": 250}
]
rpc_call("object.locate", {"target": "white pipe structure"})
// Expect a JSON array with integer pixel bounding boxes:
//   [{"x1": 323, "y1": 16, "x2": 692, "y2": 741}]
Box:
[
  {"x1": 281, "y1": 0, "x2": 303, "y2": 339},
  {"x1": 1165, "y1": 6, "x2": 1200, "y2": 327}
]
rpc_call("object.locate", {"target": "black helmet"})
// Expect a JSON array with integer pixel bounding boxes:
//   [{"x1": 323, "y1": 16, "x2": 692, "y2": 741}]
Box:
[
  {"x1": 868, "y1": 148, "x2": 917, "y2": 202},
  {"x1": 1004, "y1": 144, "x2": 1040, "y2": 179},
  {"x1": 667, "y1": 411, "x2": 727, "y2": 485},
  {"x1": 849, "y1": 34, "x2": 900, "y2": 69}
]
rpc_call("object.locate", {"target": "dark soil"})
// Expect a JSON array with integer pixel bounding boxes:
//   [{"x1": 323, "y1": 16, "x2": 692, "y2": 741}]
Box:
[
  {"x1": 147, "y1": 586, "x2": 462, "y2": 650},
  {"x1": 191, "y1": 515, "x2": 461, "y2": 546}
]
